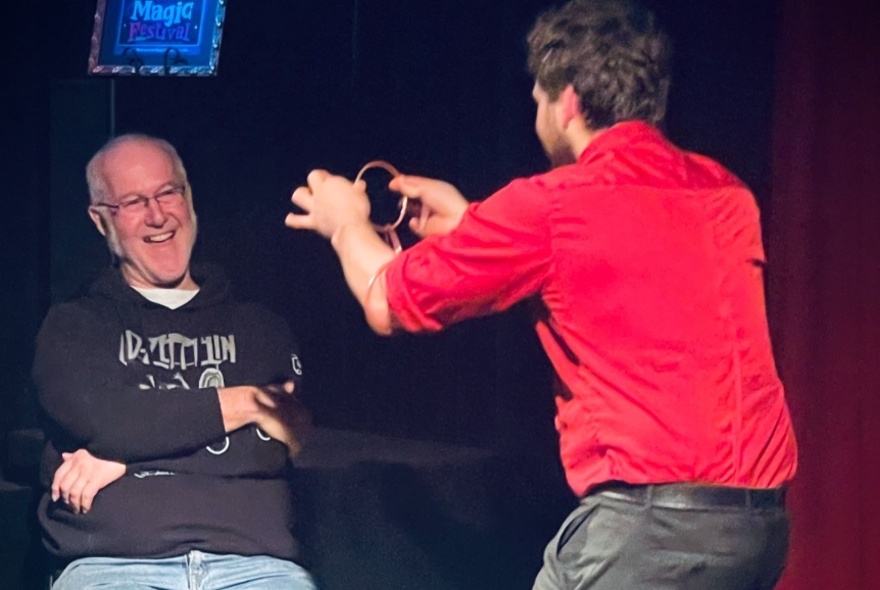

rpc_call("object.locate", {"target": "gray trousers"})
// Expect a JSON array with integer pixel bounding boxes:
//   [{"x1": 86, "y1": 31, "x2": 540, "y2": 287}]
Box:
[{"x1": 533, "y1": 485, "x2": 790, "y2": 590}]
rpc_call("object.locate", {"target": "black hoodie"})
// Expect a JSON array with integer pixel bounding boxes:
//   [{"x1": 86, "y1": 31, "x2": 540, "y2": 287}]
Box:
[{"x1": 33, "y1": 263, "x2": 304, "y2": 562}]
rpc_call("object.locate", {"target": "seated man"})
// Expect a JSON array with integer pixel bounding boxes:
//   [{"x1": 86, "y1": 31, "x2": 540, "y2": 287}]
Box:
[{"x1": 33, "y1": 134, "x2": 315, "y2": 589}]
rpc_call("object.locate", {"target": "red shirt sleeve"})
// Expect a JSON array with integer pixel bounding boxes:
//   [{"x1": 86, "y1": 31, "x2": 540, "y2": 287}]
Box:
[{"x1": 385, "y1": 178, "x2": 553, "y2": 332}]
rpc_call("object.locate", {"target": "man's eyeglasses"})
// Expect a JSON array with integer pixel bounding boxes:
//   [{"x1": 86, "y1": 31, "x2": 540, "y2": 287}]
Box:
[{"x1": 92, "y1": 183, "x2": 187, "y2": 217}]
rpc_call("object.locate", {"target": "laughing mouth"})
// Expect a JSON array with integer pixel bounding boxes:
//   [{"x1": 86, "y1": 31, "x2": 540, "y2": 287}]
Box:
[{"x1": 145, "y1": 231, "x2": 174, "y2": 243}]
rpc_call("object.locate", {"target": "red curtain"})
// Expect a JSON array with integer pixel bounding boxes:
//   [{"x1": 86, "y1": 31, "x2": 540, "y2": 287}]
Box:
[{"x1": 769, "y1": 0, "x2": 880, "y2": 588}]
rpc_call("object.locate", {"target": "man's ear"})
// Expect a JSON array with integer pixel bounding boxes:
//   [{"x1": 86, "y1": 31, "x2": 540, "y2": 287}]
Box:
[
  {"x1": 88, "y1": 207, "x2": 109, "y2": 236},
  {"x1": 559, "y1": 84, "x2": 584, "y2": 127}
]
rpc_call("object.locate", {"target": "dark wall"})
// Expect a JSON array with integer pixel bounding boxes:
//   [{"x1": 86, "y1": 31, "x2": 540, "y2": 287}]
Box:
[{"x1": 1, "y1": 0, "x2": 778, "y2": 467}]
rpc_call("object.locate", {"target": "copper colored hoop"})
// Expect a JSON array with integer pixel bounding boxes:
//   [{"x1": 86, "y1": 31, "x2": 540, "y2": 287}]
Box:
[{"x1": 355, "y1": 159, "x2": 409, "y2": 253}]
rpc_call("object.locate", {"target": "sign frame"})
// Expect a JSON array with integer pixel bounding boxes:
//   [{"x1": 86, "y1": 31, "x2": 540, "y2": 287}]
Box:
[{"x1": 88, "y1": 0, "x2": 227, "y2": 76}]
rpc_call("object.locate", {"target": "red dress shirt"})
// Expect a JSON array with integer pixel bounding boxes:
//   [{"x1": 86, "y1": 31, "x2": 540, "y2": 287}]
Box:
[{"x1": 385, "y1": 121, "x2": 797, "y2": 496}]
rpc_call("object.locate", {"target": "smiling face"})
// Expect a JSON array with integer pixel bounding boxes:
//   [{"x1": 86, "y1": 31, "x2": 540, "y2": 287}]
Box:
[{"x1": 88, "y1": 138, "x2": 198, "y2": 289}]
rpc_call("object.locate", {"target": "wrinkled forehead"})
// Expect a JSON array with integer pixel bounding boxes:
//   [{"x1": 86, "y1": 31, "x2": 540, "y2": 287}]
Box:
[{"x1": 101, "y1": 140, "x2": 179, "y2": 198}]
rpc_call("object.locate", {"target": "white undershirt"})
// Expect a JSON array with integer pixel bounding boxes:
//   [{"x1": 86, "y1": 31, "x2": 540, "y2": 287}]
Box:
[{"x1": 133, "y1": 287, "x2": 199, "y2": 309}]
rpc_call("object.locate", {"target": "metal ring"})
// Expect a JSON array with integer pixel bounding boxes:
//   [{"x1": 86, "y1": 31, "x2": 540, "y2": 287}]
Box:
[{"x1": 354, "y1": 160, "x2": 409, "y2": 233}]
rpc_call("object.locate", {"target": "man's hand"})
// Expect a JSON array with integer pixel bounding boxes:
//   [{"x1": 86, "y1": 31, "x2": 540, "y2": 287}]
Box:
[
  {"x1": 254, "y1": 385, "x2": 313, "y2": 458},
  {"x1": 285, "y1": 169, "x2": 372, "y2": 242},
  {"x1": 218, "y1": 381, "x2": 311, "y2": 458},
  {"x1": 52, "y1": 449, "x2": 125, "y2": 514},
  {"x1": 388, "y1": 174, "x2": 468, "y2": 238}
]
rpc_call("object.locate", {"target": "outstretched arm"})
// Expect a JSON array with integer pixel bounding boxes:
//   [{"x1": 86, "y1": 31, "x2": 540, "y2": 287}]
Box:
[
  {"x1": 285, "y1": 170, "x2": 471, "y2": 334},
  {"x1": 285, "y1": 170, "x2": 399, "y2": 334}
]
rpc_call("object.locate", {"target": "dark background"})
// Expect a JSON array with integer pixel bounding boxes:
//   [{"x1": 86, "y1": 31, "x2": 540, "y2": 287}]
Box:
[
  {"x1": 4, "y1": 2, "x2": 879, "y2": 589},
  {"x1": 0, "y1": 3, "x2": 778, "y2": 582},
  {"x1": 0, "y1": 1, "x2": 780, "y2": 586},
  {"x1": 0, "y1": 2, "x2": 779, "y2": 579},
  {"x1": 0, "y1": 0, "x2": 778, "y2": 459}
]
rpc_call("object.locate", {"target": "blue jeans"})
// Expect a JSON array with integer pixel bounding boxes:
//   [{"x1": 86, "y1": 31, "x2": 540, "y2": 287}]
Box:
[{"x1": 52, "y1": 551, "x2": 316, "y2": 590}]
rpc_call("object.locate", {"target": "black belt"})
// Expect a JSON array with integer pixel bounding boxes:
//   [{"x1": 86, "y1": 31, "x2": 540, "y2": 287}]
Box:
[{"x1": 590, "y1": 482, "x2": 786, "y2": 510}]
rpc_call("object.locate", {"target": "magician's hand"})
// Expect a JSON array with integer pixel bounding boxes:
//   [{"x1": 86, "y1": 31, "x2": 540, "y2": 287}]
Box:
[
  {"x1": 285, "y1": 169, "x2": 372, "y2": 241},
  {"x1": 388, "y1": 174, "x2": 468, "y2": 238}
]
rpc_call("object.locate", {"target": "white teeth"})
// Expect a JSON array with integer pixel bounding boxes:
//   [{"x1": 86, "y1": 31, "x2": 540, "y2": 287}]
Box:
[{"x1": 146, "y1": 232, "x2": 173, "y2": 243}]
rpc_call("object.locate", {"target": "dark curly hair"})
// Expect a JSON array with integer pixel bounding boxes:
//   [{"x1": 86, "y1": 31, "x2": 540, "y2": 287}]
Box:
[{"x1": 527, "y1": 0, "x2": 672, "y2": 129}]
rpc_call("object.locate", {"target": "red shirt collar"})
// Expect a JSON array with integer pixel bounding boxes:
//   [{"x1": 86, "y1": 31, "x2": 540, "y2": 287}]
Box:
[{"x1": 577, "y1": 120, "x2": 664, "y2": 164}]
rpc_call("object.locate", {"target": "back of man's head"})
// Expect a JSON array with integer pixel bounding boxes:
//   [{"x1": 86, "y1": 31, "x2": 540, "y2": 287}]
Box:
[{"x1": 526, "y1": 0, "x2": 671, "y2": 129}]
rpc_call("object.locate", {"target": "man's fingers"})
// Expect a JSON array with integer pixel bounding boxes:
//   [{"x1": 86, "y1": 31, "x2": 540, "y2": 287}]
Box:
[
  {"x1": 60, "y1": 472, "x2": 79, "y2": 508},
  {"x1": 388, "y1": 176, "x2": 404, "y2": 193},
  {"x1": 255, "y1": 391, "x2": 279, "y2": 409},
  {"x1": 409, "y1": 216, "x2": 427, "y2": 237},
  {"x1": 261, "y1": 380, "x2": 296, "y2": 397},
  {"x1": 270, "y1": 379, "x2": 296, "y2": 395},
  {"x1": 306, "y1": 168, "x2": 331, "y2": 188},
  {"x1": 68, "y1": 477, "x2": 88, "y2": 513},
  {"x1": 285, "y1": 212, "x2": 313, "y2": 229},
  {"x1": 389, "y1": 174, "x2": 422, "y2": 199},
  {"x1": 70, "y1": 475, "x2": 102, "y2": 514},
  {"x1": 50, "y1": 450, "x2": 126, "y2": 513},
  {"x1": 52, "y1": 461, "x2": 72, "y2": 502},
  {"x1": 287, "y1": 185, "x2": 317, "y2": 229},
  {"x1": 289, "y1": 185, "x2": 315, "y2": 211},
  {"x1": 80, "y1": 485, "x2": 98, "y2": 514}
]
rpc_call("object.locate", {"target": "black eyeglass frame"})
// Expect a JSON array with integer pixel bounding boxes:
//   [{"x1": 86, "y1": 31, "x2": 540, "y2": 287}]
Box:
[{"x1": 91, "y1": 182, "x2": 188, "y2": 215}]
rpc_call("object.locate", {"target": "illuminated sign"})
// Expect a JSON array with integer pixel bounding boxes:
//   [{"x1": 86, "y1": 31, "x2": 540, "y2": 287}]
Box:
[{"x1": 88, "y1": 0, "x2": 227, "y2": 76}]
